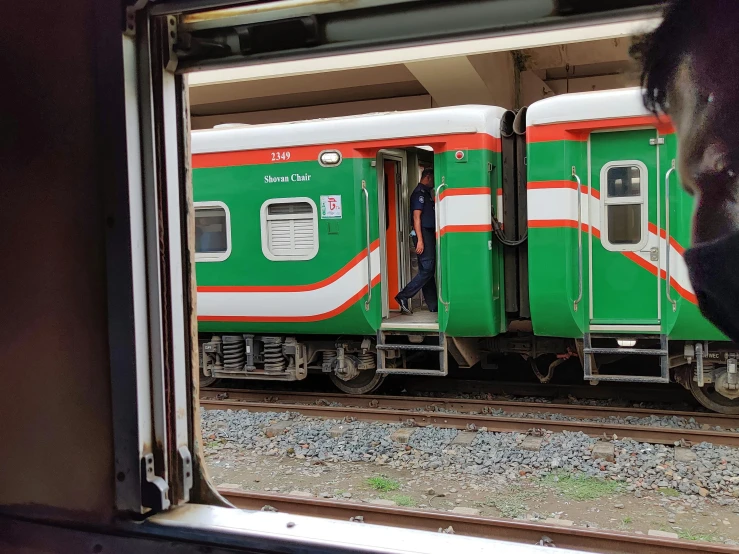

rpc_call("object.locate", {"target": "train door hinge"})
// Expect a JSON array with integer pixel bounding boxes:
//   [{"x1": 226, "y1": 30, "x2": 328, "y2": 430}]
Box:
[
  {"x1": 649, "y1": 138, "x2": 665, "y2": 146},
  {"x1": 178, "y1": 446, "x2": 193, "y2": 502},
  {"x1": 125, "y1": 0, "x2": 147, "y2": 36},
  {"x1": 140, "y1": 453, "x2": 170, "y2": 513},
  {"x1": 165, "y1": 16, "x2": 179, "y2": 72}
]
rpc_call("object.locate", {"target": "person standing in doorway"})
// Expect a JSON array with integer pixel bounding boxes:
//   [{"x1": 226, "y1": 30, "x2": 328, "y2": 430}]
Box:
[{"x1": 395, "y1": 168, "x2": 438, "y2": 314}]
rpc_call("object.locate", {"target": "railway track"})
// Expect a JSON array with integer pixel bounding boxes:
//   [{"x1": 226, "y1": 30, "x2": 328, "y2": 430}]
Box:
[
  {"x1": 218, "y1": 488, "x2": 736, "y2": 554},
  {"x1": 200, "y1": 388, "x2": 739, "y2": 446}
]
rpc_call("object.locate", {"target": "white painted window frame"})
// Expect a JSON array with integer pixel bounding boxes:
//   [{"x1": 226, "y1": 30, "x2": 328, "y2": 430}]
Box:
[
  {"x1": 194, "y1": 201, "x2": 232, "y2": 262},
  {"x1": 260, "y1": 197, "x2": 319, "y2": 261},
  {"x1": 599, "y1": 159, "x2": 649, "y2": 252}
]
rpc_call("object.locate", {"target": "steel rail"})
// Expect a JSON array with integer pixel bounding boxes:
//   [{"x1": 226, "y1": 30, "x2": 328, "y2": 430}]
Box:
[
  {"x1": 219, "y1": 489, "x2": 735, "y2": 554},
  {"x1": 202, "y1": 388, "x2": 739, "y2": 430},
  {"x1": 368, "y1": 378, "x2": 695, "y2": 403},
  {"x1": 200, "y1": 394, "x2": 739, "y2": 447}
]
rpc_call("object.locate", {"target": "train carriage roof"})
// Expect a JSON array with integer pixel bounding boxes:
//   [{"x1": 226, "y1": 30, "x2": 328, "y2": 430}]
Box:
[
  {"x1": 526, "y1": 87, "x2": 652, "y2": 127},
  {"x1": 192, "y1": 105, "x2": 507, "y2": 154}
]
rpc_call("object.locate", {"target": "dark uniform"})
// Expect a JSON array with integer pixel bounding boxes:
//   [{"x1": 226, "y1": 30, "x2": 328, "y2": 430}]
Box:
[{"x1": 396, "y1": 183, "x2": 438, "y2": 312}]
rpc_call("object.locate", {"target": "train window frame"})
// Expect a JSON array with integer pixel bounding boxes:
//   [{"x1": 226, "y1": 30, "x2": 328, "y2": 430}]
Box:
[
  {"x1": 108, "y1": 1, "x2": 672, "y2": 550},
  {"x1": 260, "y1": 197, "x2": 319, "y2": 261},
  {"x1": 599, "y1": 160, "x2": 649, "y2": 252},
  {"x1": 194, "y1": 201, "x2": 232, "y2": 262}
]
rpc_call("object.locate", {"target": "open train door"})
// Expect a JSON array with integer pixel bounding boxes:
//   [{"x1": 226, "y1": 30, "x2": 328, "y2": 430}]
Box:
[
  {"x1": 588, "y1": 128, "x2": 662, "y2": 332},
  {"x1": 376, "y1": 150, "x2": 407, "y2": 318}
]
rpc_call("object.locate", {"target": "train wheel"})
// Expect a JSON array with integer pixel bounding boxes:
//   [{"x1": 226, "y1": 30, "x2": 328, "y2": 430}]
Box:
[
  {"x1": 330, "y1": 368, "x2": 386, "y2": 394},
  {"x1": 688, "y1": 378, "x2": 739, "y2": 414},
  {"x1": 199, "y1": 367, "x2": 217, "y2": 388}
]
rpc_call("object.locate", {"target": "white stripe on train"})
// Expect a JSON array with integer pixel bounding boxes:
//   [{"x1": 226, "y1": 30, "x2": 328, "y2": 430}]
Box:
[{"x1": 527, "y1": 187, "x2": 694, "y2": 297}]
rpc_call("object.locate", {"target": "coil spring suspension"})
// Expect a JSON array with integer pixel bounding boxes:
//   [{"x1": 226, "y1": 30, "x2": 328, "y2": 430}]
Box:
[
  {"x1": 357, "y1": 351, "x2": 376, "y2": 369},
  {"x1": 323, "y1": 351, "x2": 337, "y2": 370},
  {"x1": 263, "y1": 337, "x2": 286, "y2": 372},
  {"x1": 222, "y1": 336, "x2": 245, "y2": 370}
]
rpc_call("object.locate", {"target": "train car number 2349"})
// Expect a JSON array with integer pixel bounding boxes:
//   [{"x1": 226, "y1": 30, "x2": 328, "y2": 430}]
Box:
[{"x1": 271, "y1": 151, "x2": 291, "y2": 161}]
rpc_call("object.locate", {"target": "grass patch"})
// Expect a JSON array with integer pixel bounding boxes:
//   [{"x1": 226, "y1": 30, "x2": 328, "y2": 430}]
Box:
[
  {"x1": 542, "y1": 472, "x2": 621, "y2": 501},
  {"x1": 367, "y1": 475, "x2": 400, "y2": 493},
  {"x1": 658, "y1": 487, "x2": 681, "y2": 497},
  {"x1": 622, "y1": 516, "x2": 633, "y2": 525},
  {"x1": 392, "y1": 495, "x2": 416, "y2": 507},
  {"x1": 676, "y1": 528, "x2": 718, "y2": 542},
  {"x1": 486, "y1": 490, "x2": 536, "y2": 518}
]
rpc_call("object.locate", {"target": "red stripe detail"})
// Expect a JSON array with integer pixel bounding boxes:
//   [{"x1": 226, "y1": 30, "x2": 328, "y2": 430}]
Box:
[
  {"x1": 624, "y1": 251, "x2": 657, "y2": 276},
  {"x1": 530, "y1": 219, "x2": 696, "y2": 305},
  {"x1": 529, "y1": 219, "x2": 578, "y2": 229},
  {"x1": 528, "y1": 180, "x2": 577, "y2": 190},
  {"x1": 672, "y1": 278, "x2": 698, "y2": 304},
  {"x1": 438, "y1": 187, "x2": 490, "y2": 201},
  {"x1": 198, "y1": 239, "x2": 380, "y2": 293},
  {"x1": 438, "y1": 224, "x2": 492, "y2": 238},
  {"x1": 528, "y1": 180, "x2": 600, "y2": 199},
  {"x1": 193, "y1": 133, "x2": 501, "y2": 169},
  {"x1": 197, "y1": 274, "x2": 382, "y2": 323},
  {"x1": 648, "y1": 223, "x2": 687, "y2": 255},
  {"x1": 528, "y1": 115, "x2": 675, "y2": 143}
]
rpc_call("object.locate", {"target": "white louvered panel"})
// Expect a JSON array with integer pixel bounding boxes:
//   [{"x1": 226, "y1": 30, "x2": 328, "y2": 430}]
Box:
[
  {"x1": 268, "y1": 219, "x2": 294, "y2": 255},
  {"x1": 292, "y1": 218, "x2": 315, "y2": 250}
]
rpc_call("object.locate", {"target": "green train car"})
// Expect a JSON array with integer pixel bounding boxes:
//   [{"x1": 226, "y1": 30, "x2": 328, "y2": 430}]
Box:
[{"x1": 192, "y1": 88, "x2": 739, "y2": 413}]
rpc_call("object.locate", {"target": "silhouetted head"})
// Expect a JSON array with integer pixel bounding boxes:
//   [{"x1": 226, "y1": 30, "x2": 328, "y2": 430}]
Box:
[
  {"x1": 632, "y1": 0, "x2": 739, "y2": 245},
  {"x1": 633, "y1": 1, "x2": 739, "y2": 341}
]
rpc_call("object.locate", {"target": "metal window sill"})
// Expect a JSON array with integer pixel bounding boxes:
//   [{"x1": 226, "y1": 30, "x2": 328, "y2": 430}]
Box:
[{"x1": 141, "y1": 503, "x2": 581, "y2": 553}]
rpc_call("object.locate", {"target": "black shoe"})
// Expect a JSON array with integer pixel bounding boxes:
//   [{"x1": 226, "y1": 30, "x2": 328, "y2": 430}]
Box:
[{"x1": 395, "y1": 296, "x2": 412, "y2": 315}]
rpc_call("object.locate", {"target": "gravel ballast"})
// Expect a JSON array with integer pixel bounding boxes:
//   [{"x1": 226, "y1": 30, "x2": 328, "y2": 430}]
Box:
[{"x1": 201, "y1": 408, "x2": 739, "y2": 502}]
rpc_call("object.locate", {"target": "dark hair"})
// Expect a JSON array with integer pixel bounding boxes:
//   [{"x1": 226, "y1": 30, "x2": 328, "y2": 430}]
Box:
[
  {"x1": 630, "y1": 0, "x2": 697, "y2": 114},
  {"x1": 421, "y1": 168, "x2": 434, "y2": 180}
]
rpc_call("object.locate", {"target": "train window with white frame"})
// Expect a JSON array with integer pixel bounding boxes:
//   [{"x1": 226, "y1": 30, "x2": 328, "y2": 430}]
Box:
[
  {"x1": 261, "y1": 198, "x2": 319, "y2": 261},
  {"x1": 600, "y1": 162, "x2": 648, "y2": 251},
  {"x1": 194, "y1": 202, "x2": 231, "y2": 262}
]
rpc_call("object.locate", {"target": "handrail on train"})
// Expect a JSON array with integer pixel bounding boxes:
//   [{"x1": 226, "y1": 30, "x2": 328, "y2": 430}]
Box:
[
  {"x1": 572, "y1": 167, "x2": 583, "y2": 312},
  {"x1": 361, "y1": 180, "x2": 372, "y2": 311}
]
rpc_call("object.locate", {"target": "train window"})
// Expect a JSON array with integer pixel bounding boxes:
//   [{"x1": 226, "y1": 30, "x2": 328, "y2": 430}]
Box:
[
  {"x1": 261, "y1": 198, "x2": 319, "y2": 261},
  {"x1": 606, "y1": 166, "x2": 641, "y2": 198},
  {"x1": 607, "y1": 204, "x2": 641, "y2": 244},
  {"x1": 194, "y1": 202, "x2": 231, "y2": 262},
  {"x1": 601, "y1": 162, "x2": 648, "y2": 251}
]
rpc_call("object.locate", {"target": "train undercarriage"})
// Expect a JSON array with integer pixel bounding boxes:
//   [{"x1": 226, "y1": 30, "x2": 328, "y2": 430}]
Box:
[{"x1": 198, "y1": 331, "x2": 739, "y2": 414}]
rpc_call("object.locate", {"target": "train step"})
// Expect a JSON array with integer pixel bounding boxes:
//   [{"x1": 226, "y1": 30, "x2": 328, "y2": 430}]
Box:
[
  {"x1": 376, "y1": 330, "x2": 448, "y2": 376},
  {"x1": 582, "y1": 333, "x2": 669, "y2": 384}
]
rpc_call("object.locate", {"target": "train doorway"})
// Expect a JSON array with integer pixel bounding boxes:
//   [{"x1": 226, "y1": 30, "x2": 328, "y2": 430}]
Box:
[
  {"x1": 377, "y1": 148, "x2": 437, "y2": 329},
  {"x1": 378, "y1": 153, "x2": 405, "y2": 317},
  {"x1": 588, "y1": 128, "x2": 661, "y2": 329}
]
